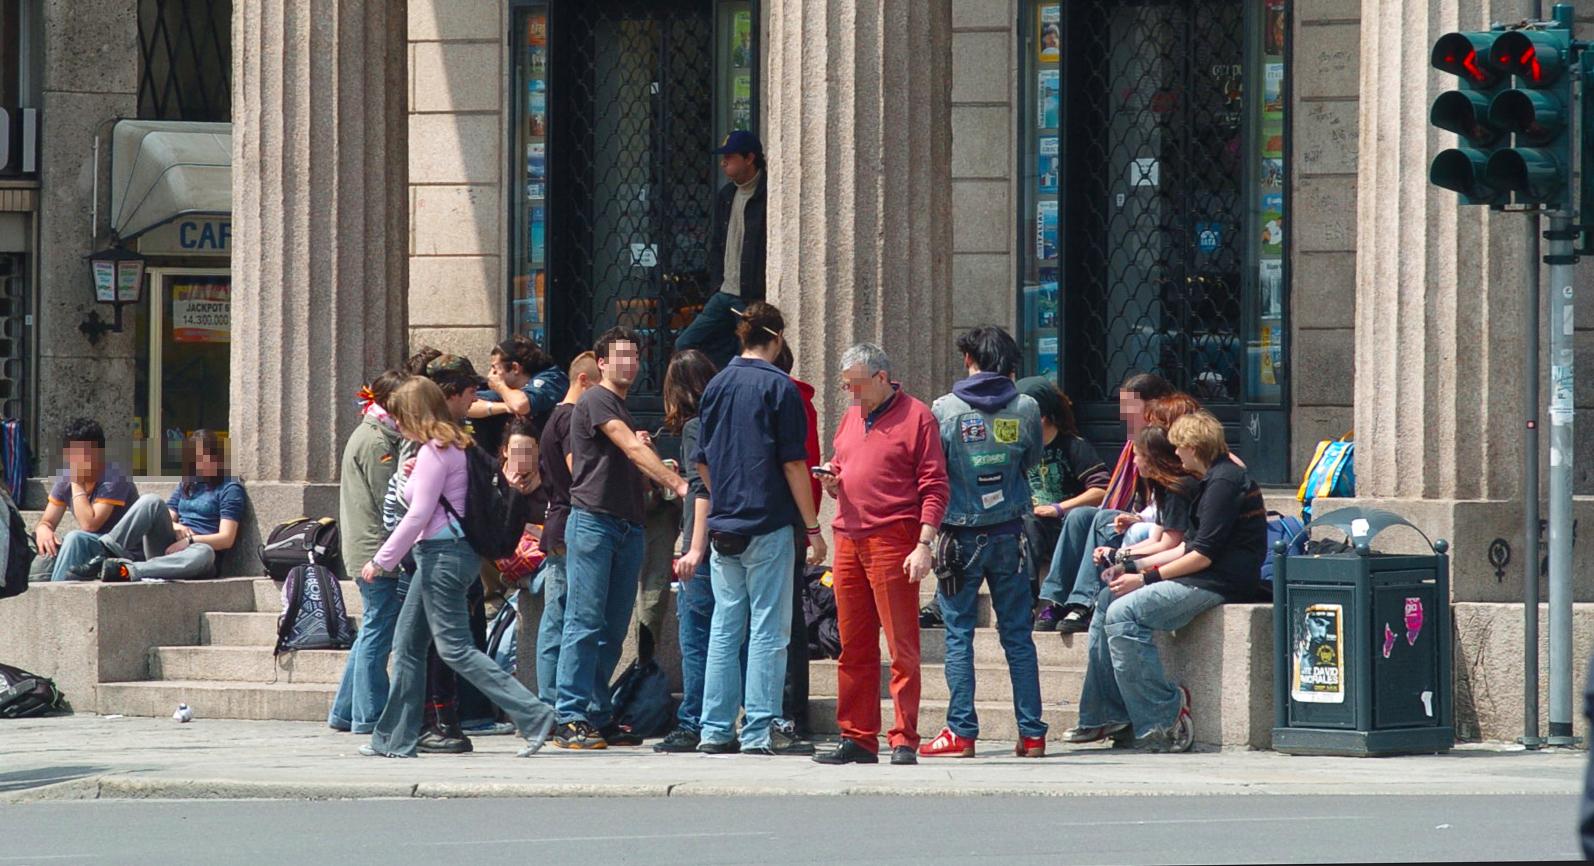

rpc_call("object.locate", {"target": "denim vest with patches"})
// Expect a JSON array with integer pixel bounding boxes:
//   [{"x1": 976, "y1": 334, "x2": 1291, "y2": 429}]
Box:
[{"x1": 930, "y1": 392, "x2": 1042, "y2": 528}]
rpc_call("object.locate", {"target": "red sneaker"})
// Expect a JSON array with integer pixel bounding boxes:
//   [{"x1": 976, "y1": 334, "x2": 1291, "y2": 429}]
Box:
[
  {"x1": 918, "y1": 727, "x2": 976, "y2": 758},
  {"x1": 1015, "y1": 735, "x2": 1045, "y2": 758}
]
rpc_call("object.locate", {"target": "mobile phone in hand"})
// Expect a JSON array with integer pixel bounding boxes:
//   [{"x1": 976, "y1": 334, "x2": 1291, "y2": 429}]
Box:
[{"x1": 810, "y1": 465, "x2": 836, "y2": 479}]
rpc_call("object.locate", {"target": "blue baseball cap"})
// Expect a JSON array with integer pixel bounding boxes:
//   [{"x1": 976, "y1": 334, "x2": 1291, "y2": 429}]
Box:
[{"x1": 712, "y1": 130, "x2": 763, "y2": 155}]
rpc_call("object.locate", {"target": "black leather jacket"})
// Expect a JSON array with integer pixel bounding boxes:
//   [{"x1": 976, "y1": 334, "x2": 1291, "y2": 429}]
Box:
[{"x1": 706, "y1": 172, "x2": 767, "y2": 300}]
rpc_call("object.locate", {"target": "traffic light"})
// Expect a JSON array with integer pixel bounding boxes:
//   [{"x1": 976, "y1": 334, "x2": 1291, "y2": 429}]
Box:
[
  {"x1": 1431, "y1": 31, "x2": 1509, "y2": 206},
  {"x1": 1485, "y1": 27, "x2": 1572, "y2": 207}
]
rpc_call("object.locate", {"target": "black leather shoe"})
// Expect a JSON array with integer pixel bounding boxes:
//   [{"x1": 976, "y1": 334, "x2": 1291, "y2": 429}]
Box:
[
  {"x1": 599, "y1": 723, "x2": 644, "y2": 747},
  {"x1": 696, "y1": 738, "x2": 741, "y2": 754},
  {"x1": 68, "y1": 554, "x2": 107, "y2": 580},
  {"x1": 890, "y1": 745, "x2": 918, "y2": 765},
  {"x1": 812, "y1": 739, "x2": 878, "y2": 765},
  {"x1": 417, "y1": 730, "x2": 473, "y2": 753}
]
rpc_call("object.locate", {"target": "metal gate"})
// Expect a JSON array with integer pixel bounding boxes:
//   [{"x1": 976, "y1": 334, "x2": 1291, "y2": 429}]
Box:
[
  {"x1": 1059, "y1": 0, "x2": 1248, "y2": 405},
  {"x1": 546, "y1": 0, "x2": 718, "y2": 421}
]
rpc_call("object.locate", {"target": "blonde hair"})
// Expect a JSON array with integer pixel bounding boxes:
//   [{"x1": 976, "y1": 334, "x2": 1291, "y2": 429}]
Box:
[
  {"x1": 386, "y1": 377, "x2": 475, "y2": 450},
  {"x1": 1168, "y1": 410, "x2": 1227, "y2": 466}
]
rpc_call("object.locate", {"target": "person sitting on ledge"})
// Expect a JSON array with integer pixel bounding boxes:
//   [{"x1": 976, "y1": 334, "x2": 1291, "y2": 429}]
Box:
[
  {"x1": 71, "y1": 429, "x2": 246, "y2": 582},
  {"x1": 1065, "y1": 410, "x2": 1266, "y2": 753},
  {"x1": 30, "y1": 417, "x2": 140, "y2": 582}
]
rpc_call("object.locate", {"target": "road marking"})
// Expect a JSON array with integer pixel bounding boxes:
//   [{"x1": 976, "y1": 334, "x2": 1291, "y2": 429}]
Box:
[
  {"x1": 0, "y1": 855, "x2": 98, "y2": 862},
  {"x1": 1056, "y1": 815, "x2": 1370, "y2": 828},
  {"x1": 444, "y1": 830, "x2": 772, "y2": 846}
]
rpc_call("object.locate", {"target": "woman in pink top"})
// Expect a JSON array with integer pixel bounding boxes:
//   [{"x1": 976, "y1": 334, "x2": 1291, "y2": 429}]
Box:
[{"x1": 361, "y1": 377, "x2": 556, "y2": 759}]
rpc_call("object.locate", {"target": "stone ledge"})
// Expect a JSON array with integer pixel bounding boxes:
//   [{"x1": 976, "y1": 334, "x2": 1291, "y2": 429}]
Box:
[{"x1": 0, "y1": 579, "x2": 258, "y2": 713}]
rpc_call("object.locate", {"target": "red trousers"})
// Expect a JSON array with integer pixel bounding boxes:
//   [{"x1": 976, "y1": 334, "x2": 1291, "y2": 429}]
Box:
[{"x1": 833, "y1": 522, "x2": 922, "y2": 751}]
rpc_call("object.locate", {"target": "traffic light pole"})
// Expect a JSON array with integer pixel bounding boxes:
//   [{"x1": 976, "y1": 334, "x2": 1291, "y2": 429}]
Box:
[
  {"x1": 1523, "y1": 218, "x2": 1542, "y2": 750},
  {"x1": 1544, "y1": 211, "x2": 1578, "y2": 746}
]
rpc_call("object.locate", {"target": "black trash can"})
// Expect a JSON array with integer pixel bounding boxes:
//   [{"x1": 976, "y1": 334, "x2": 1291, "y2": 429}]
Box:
[{"x1": 1271, "y1": 507, "x2": 1454, "y2": 757}]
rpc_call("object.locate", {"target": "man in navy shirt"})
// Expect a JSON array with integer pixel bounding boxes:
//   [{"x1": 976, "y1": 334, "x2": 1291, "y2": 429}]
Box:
[
  {"x1": 693, "y1": 302, "x2": 826, "y2": 755},
  {"x1": 30, "y1": 418, "x2": 140, "y2": 582}
]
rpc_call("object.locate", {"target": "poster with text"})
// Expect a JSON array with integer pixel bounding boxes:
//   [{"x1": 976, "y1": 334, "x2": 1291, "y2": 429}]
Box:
[
  {"x1": 1038, "y1": 280, "x2": 1058, "y2": 328},
  {"x1": 1264, "y1": 63, "x2": 1284, "y2": 116},
  {"x1": 1037, "y1": 336, "x2": 1059, "y2": 378},
  {"x1": 171, "y1": 281, "x2": 232, "y2": 344},
  {"x1": 1292, "y1": 603, "x2": 1345, "y2": 703},
  {"x1": 1259, "y1": 258, "x2": 1283, "y2": 317}
]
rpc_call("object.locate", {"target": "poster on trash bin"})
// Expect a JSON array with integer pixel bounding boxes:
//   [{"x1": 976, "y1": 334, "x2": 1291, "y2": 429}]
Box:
[{"x1": 1292, "y1": 603, "x2": 1345, "y2": 703}]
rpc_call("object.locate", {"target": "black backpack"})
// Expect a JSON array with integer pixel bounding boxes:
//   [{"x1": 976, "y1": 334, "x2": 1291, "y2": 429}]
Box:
[
  {"x1": 273, "y1": 564, "x2": 355, "y2": 654},
  {"x1": 0, "y1": 662, "x2": 67, "y2": 718},
  {"x1": 609, "y1": 657, "x2": 676, "y2": 738},
  {"x1": 440, "y1": 445, "x2": 526, "y2": 560},
  {"x1": 259, "y1": 517, "x2": 343, "y2": 581},
  {"x1": 1, "y1": 490, "x2": 36, "y2": 599},
  {"x1": 801, "y1": 565, "x2": 842, "y2": 660}
]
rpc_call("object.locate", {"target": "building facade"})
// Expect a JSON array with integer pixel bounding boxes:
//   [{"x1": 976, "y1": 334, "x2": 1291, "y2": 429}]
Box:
[{"x1": 16, "y1": 0, "x2": 1594, "y2": 611}]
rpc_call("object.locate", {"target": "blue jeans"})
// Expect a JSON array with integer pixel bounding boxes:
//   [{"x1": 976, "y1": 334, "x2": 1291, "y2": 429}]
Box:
[
  {"x1": 701, "y1": 527, "x2": 795, "y2": 749},
  {"x1": 1038, "y1": 506, "x2": 1128, "y2": 609},
  {"x1": 370, "y1": 535, "x2": 555, "y2": 756},
  {"x1": 1078, "y1": 581, "x2": 1223, "y2": 738},
  {"x1": 937, "y1": 529, "x2": 1047, "y2": 739},
  {"x1": 676, "y1": 558, "x2": 714, "y2": 732},
  {"x1": 555, "y1": 508, "x2": 645, "y2": 726},
  {"x1": 329, "y1": 571, "x2": 409, "y2": 733},
  {"x1": 534, "y1": 554, "x2": 567, "y2": 705},
  {"x1": 47, "y1": 530, "x2": 114, "y2": 582},
  {"x1": 673, "y1": 290, "x2": 744, "y2": 370}
]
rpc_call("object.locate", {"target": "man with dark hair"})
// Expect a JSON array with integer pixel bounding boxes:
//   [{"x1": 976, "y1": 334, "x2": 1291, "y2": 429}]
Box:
[
  {"x1": 471, "y1": 334, "x2": 568, "y2": 451},
  {"x1": 553, "y1": 326, "x2": 688, "y2": 750},
  {"x1": 922, "y1": 326, "x2": 1048, "y2": 759},
  {"x1": 29, "y1": 418, "x2": 140, "y2": 582},
  {"x1": 676, "y1": 130, "x2": 767, "y2": 369},
  {"x1": 694, "y1": 302, "x2": 827, "y2": 756}
]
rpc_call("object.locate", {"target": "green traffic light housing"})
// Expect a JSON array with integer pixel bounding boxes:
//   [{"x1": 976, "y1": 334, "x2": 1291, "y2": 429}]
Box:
[
  {"x1": 1432, "y1": 32, "x2": 1504, "y2": 87},
  {"x1": 1431, "y1": 148, "x2": 1499, "y2": 203},
  {"x1": 1490, "y1": 30, "x2": 1568, "y2": 87},
  {"x1": 1489, "y1": 89, "x2": 1565, "y2": 144},
  {"x1": 1485, "y1": 148, "x2": 1565, "y2": 204},
  {"x1": 1432, "y1": 90, "x2": 1502, "y2": 144}
]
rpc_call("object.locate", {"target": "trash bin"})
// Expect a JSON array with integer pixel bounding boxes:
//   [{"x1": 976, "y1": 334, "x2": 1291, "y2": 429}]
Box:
[{"x1": 1271, "y1": 507, "x2": 1453, "y2": 757}]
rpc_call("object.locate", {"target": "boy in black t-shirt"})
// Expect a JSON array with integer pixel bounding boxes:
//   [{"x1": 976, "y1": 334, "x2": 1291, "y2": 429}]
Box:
[{"x1": 1067, "y1": 411, "x2": 1266, "y2": 754}]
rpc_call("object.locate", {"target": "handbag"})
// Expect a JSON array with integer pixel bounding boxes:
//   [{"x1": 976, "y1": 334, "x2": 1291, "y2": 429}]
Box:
[
  {"x1": 493, "y1": 526, "x2": 546, "y2": 584},
  {"x1": 1296, "y1": 431, "x2": 1355, "y2": 520}
]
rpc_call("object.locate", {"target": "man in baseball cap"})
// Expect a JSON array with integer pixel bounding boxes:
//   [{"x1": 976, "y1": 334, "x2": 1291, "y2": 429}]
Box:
[{"x1": 677, "y1": 131, "x2": 767, "y2": 369}]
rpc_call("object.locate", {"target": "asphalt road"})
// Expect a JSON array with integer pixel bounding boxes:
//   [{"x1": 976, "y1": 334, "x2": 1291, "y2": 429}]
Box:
[{"x1": 0, "y1": 794, "x2": 1581, "y2": 865}]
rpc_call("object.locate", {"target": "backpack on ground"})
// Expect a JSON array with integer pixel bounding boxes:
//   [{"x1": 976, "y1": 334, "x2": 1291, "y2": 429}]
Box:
[
  {"x1": 0, "y1": 487, "x2": 36, "y2": 599},
  {"x1": 274, "y1": 564, "x2": 354, "y2": 654},
  {"x1": 485, "y1": 590, "x2": 520, "y2": 675},
  {"x1": 0, "y1": 662, "x2": 68, "y2": 718},
  {"x1": 440, "y1": 445, "x2": 527, "y2": 561},
  {"x1": 259, "y1": 517, "x2": 343, "y2": 581},
  {"x1": 1260, "y1": 511, "x2": 1307, "y2": 594},
  {"x1": 609, "y1": 657, "x2": 676, "y2": 738},
  {"x1": 801, "y1": 565, "x2": 842, "y2": 660}
]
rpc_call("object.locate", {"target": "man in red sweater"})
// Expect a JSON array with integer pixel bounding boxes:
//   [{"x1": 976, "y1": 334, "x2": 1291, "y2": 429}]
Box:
[{"x1": 812, "y1": 343, "x2": 948, "y2": 765}]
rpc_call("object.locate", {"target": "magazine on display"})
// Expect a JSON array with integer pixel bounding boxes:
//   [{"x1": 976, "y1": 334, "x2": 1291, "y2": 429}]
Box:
[
  {"x1": 1038, "y1": 4, "x2": 1061, "y2": 63},
  {"x1": 1037, "y1": 336, "x2": 1059, "y2": 379},
  {"x1": 733, "y1": 74, "x2": 753, "y2": 130},
  {"x1": 1260, "y1": 193, "x2": 1283, "y2": 256},
  {"x1": 1264, "y1": 0, "x2": 1286, "y2": 56},
  {"x1": 528, "y1": 85, "x2": 547, "y2": 137},
  {"x1": 1259, "y1": 258, "x2": 1283, "y2": 318},
  {"x1": 530, "y1": 206, "x2": 546, "y2": 264},
  {"x1": 1037, "y1": 200, "x2": 1059, "y2": 261},
  {"x1": 528, "y1": 143, "x2": 546, "y2": 181},
  {"x1": 1038, "y1": 280, "x2": 1059, "y2": 328},
  {"x1": 529, "y1": 46, "x2": 547, "y2": 78},
  {"x1": 732, "y1": 11, "x2": 754, "y2": 69},
  {"x1": 527, "y1": 14, "x2": 547, "y2": 48},
  {"x1": 1264, "y1": 63, "x2": 1283, "y2": 115},
  {"x1": 1038, "y1": 69, "x2": 1060, "y2": 129},
  {"x1": 1038, "y1": 136, "x2": 1059, "y2": 195}
]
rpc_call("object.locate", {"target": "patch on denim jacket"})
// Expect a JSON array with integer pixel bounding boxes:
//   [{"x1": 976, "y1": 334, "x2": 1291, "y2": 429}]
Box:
[
  {"x1": 976, "y1": 471, "x2": 1003, "y2": 486},
  {"x1": 993, "y1": 417, "x2": 1019, "y2": 444},
  {"x1": 959, "y1": 417, "x2": 988, "y2": 443},
  {"x1": 981, "y1": 490, "x2": 1005, "y2": 509},
  {"x1": 970, "y1": 452, "x2": 1008, "y2": 467}
]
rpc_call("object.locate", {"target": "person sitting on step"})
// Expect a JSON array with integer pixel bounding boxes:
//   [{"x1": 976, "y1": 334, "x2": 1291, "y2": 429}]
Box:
[{"x1": 30, "y1": 417, "x2": 140, "y2": 582}]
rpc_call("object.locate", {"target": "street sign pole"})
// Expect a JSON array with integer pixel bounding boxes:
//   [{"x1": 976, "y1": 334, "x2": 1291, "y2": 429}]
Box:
[{"x1": 1545, "y1": 209, "x2": 1577, "y2": 745}]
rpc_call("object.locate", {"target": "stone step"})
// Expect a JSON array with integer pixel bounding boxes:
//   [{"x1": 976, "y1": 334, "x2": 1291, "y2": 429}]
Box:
[
  {"x1": 806, "y1": 697, "x2": 1077, "y2": 745},
  {"x1": 809, "y1": 659, "x2": 1083, "y2": 704},
  {"x1": 201, "y1": 611, "x2": 288, "y2": 646},
  {"x1": 909, "y1": 627, "x2": 1089, "y2": 667},
  {"x1": 251, "y1": 576, "x2": 366, "y2": 619},
  {"x1": 96, "y1": 679, "x2": 336, "y2": 722},
  {"x1": 149, "y1": 645, "x2": 348, "y2": 684}
]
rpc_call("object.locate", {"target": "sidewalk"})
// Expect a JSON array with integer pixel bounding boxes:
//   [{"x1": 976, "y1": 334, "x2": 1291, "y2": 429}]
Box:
[{"x1": 1, "y1": 715, "x2": 1586, "y2": 802}]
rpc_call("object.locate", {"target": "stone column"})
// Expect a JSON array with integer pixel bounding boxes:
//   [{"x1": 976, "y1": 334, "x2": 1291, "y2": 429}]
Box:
[
  {"x1": 1349, "y1": 0, "x2": 1559, "y2": 602},
  {"x1": 231, "y1": 0, "x2": 409, "y2": 484},
  {"x1": 763, "y1": 0, "x2": 954, "y2": 430}
]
